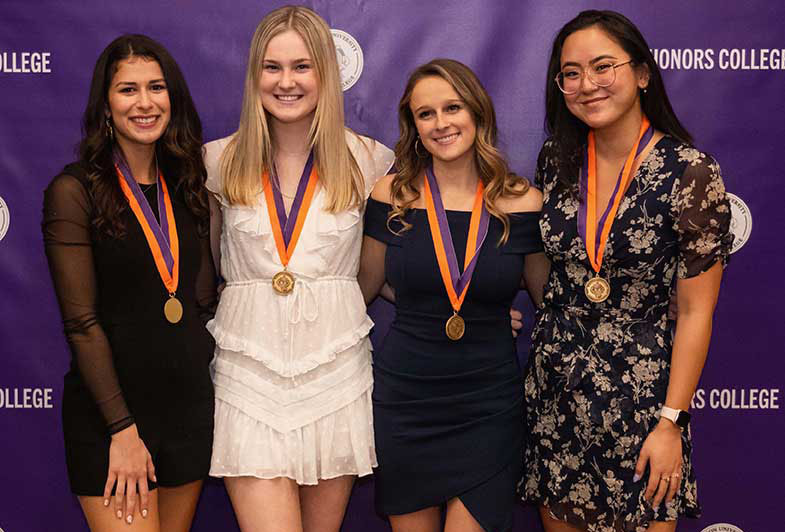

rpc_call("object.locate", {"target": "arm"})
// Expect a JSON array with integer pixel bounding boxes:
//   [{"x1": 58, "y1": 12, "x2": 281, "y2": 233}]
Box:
[
  {"x1": 379, "y1": 282, "x2": 396, "y2": 304},
  {"x1": 208, "y1": 192, "x2": 222, "y2": 279},
  {"x1": 358, "y1": 235, "x2": 387, "y2": 305},
  {"x1": 637, "y1": 262, "x2": 722, "y2": 507},
  {"x1": 636, "y1": 153, "x2": 731, "y2": 507},
  {"x1": 522, "y1": 251, "x2": 550, "y2": 307},
  {"x1": 43, "y1": 174, "x2": 155, "y2": 521},
  {"x1": 195, "y1": 221, "x2": 218, "y2": 324}
]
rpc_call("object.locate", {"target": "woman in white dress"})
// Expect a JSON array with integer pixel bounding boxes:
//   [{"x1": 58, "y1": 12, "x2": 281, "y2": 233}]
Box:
[{"x1": 202, "y1": 6, "x2": 394, "y2": 531}]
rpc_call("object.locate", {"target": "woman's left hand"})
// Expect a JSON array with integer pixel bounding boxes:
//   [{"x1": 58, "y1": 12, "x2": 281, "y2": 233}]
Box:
[
  {"x1": 510, "y1": 308, "x2": 523, "y2": 337},
  {"x1": 635, "y1": 418, "x2": 683, "y2": 509}
]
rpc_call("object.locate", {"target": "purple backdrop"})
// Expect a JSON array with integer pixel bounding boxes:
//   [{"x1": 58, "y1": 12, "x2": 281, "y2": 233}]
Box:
[{"x1": 0, "y1": 1, "x2": 781, "y2": 531}]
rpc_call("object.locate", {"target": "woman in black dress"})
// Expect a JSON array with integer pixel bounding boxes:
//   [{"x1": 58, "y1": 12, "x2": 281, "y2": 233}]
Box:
[
  {"x1": 520, "y1": 11, "x2": 732, "y2": 532},
  {"x1": 43, "y1": 35, "x2": 216, "y2": 531},
  {"x1": 359, "y1": 59, "x2": 548, "y2": 532}
]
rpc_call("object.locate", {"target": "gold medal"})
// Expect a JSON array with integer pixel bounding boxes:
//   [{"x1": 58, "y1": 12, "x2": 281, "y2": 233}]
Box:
[
  {"x1": 584, "y1": 275, "x2": 610, "y2": 303},
  {"x1": 272, "y1": 270, "x2": 295, "y2": 295},
  {"x1": 164, "y1": 295, "x2": 183, "y2": 324},
  {"x1": 445, "y1": 312, "x2": 465, "y2": 341}
]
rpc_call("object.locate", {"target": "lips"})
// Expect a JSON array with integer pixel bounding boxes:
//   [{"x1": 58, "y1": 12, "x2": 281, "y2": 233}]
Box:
[
  {"x1": 434, "y1": 133, "x2": 460, "y2": 145},
  {"x1": 130, "y1": 116, "x2": 159, "y2": 127},
  {"x1": 275, "y1": 95, "x2": 303, "y2": 102},
  {"x1": 580, "y1": 96, "x2": 608, "y2": 106}
]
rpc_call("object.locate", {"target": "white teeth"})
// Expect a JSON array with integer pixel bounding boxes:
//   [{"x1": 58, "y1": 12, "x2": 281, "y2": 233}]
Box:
[
  {"x1": 132, "y1": 117, "x2": 156, "y2": 124},
  {"x1": 436, "y1": 133, "x2": 458, "y2": 144},
  {"x1": 276, "y1": 95, "x2": 301, "y2": 101}
]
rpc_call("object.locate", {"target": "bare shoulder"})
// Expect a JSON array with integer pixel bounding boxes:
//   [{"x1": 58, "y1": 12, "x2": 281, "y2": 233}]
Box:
[
  {"x1": 370, "y1": 173, "x2": 396, "y2": 204},
  {"x1": 497, "y1": 177, "x2": 543, "y2": 213}
]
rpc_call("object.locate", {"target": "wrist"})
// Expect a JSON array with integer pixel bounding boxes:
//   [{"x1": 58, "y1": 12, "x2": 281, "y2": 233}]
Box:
[
  {"x1": 659, "y1": 405, "x2": 691, "y2": 430},
  {"x1": 110, "y1": 423, "x2": 139, "y2": 441}
]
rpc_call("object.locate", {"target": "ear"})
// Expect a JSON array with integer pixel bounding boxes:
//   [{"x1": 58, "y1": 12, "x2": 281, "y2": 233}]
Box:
[{"x1": 636, "y1": 63, "x2": 651, "y2": 90}]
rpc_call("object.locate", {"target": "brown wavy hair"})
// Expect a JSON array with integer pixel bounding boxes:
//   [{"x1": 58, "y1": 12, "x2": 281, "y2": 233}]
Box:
[
  {"x1": 78, "y1": 34, "x2": 208, "y2": 239},
  {"x1": 389, "y1": 59, "x2": 528, "y2": 245}
]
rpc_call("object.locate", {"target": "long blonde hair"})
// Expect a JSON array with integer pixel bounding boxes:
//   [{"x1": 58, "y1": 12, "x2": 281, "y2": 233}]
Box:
[
  {"x1": 219, "y1": 5, "x2": 362, "y2": 211},
  {"x1": 389, "y1": 59, "x2": 528, "y2": 245}
]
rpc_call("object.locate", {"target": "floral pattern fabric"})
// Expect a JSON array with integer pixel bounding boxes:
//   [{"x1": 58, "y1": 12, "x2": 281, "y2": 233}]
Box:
[{"x1": 521, "y1": 136, "x2": 732, "y2": 531}]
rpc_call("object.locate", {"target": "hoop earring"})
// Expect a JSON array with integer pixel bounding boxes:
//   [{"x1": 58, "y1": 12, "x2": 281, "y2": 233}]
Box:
[
  {"x1": 414, "y1": 137, "x2": 428, "y2": 159},
  {"x1": 105, "y1": 117, "x2": 114, "y2": 139}
]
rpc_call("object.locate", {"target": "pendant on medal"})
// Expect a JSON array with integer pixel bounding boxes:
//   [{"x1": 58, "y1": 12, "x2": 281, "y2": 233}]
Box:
[
  {"x1": 272, "y1": 270, "x2": 295, "y2": 295},
  {"x1": 164, "y1": 296, "x2": 183, "y2": 324},
  {"x1": 445, "y1": 313, "x2": 465, "y2": 341},
  {"x1": 585, "y1": 276, "x2": 610, "y2": 303}
]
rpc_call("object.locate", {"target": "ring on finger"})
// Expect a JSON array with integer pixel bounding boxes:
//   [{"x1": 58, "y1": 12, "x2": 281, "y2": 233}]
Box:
[
  {"x1": 660, "y1": 477, "x2": 670, "y2": 483},
  {"x1": 671, "y1": 473, "x2": 681, "y2": 479}
]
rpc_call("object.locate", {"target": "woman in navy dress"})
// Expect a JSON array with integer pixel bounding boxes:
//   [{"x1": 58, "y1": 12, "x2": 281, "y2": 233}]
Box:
[{"x1": 359, "y1": 59, "x2": 548, "y2": 532}]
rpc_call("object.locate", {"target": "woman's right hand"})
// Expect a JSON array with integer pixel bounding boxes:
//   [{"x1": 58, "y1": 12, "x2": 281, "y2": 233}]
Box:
[{"x1": 103, "y1": 424, "x2": 156, "y2": 524}]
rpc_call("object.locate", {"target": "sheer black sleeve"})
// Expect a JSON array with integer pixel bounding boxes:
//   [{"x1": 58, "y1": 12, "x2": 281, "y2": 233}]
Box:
[
  {"x1": 194, "y1": 225, "x2": 218, "y2": 324},
  {"x1": 672, "y1": 151, "x2": 733, "y2": 279},
  {"x1": 42, "y1": 173, "x2": 134, "y2": 434}
]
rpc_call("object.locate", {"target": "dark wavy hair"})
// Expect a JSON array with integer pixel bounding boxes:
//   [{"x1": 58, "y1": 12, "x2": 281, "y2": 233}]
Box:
[
  {"x1": 79, "y1": 34, "x2": 208, "y2": 238},
  {"x1": 544, "y1": 10, "x2": 692, "y2": 194},
  {"x1": 390, "y1": 59, "x2": 528, "y2": 245}
]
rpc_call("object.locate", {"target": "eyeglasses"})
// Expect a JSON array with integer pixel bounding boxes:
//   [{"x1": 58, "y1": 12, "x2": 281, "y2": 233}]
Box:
[{"x1": 554, "y1": 59, "x2": 634, "y2": 95}]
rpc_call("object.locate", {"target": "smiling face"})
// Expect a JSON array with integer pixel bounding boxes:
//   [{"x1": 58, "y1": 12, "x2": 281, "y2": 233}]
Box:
[
  {"x1": 107, "y1": 56, "x2": 170, "y2": 150},
  {"x1": 258, "y1": 29, "x2": 319, "y2": 127},
  {"x1": 560, "y1": 25, "x2": 649, "y2": 130},
  {"x1": 409, "y1": 76, "x2": 477, "y2": 165}
]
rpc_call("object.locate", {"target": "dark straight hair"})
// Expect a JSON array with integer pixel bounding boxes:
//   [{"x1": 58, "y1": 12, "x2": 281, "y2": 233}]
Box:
[
  {"x1": 544, "y1": 10, "x2": 692, "y2": 193},
  {"x1": 79, "y1": 34, "x2": 208, "y2": 238}
]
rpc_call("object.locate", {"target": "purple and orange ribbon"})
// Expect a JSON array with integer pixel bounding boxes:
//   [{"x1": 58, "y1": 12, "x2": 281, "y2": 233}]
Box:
[
  {"x1": 578, "y1": 117, "x2": 653, "y2": 275},
  {"x1": 115, "y1": 151, "x2": 179, "y2": 295},
  {"x1": 263, "y1": 153, "x2": 318, "y2": 269},
  {"x1": 423, "y1": 166, "x2": 490, "y2": 314}
]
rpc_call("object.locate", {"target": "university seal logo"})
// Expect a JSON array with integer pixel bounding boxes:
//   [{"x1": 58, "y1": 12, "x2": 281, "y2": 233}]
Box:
[
  {"x1": 331, "y1": 29, "x2": 364, "y2": 91},
  {"x1": 0, "y1": 195, "x2": 10, "y2": 242},
  {"x1": 726, "y1": 192, "x2": 751, "y2": 254},
  {"x1": 701, "y1": 524, "x2": 744, "y2": 532}
]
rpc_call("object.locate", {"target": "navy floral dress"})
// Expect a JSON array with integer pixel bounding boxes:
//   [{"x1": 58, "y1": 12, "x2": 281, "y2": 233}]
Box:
[{"x1": 521, "y1": 136, "x2": 732, "y2": 531}]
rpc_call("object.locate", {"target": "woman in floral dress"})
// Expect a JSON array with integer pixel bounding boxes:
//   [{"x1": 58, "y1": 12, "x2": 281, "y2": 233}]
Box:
[{"x1": 521, "y1": 10, "x2": 733, "y2": 532}]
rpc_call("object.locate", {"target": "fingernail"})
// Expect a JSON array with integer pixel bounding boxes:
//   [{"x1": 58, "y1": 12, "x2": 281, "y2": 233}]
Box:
[
  {"x1": 153, "y1": 475, "x2": 157, "y2": 482},
  {"x1": 127, "y1": 515, "x2": 133, "y2": 524},
  {"x1": 142, "y1": 509, "x2": 148, "y2": 518},
  {"x1": 633, "y1": 473, "x2": 641, "y2": 482},
  {"x1": 103, "y1": 498, "x2": 109, "y2": 507},
  {"x1": 117, "y1": 510, "x2": 122, "y2": 519}
]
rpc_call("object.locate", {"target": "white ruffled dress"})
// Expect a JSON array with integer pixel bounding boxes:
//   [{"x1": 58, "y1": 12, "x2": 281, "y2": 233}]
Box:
[{"x1": 203, "y1": 132, "x2": 394, "y2": 484}]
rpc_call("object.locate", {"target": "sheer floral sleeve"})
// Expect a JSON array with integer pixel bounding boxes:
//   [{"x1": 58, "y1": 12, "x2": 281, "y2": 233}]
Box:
[
  {"x1": 672, "y1": 148, "x2": 733, "y2": 279},
  {"x1": 42, "y1": 173, "x2": 134, "y2": 434}
]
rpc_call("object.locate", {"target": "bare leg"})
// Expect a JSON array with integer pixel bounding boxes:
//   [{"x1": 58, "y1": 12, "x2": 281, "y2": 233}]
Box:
[
  {"x1": 157, "y1": 480, "x2": 203, "y2": 532},
  {"x1": 79, "y1": 494, "x2": 160, "y2": 532},
  {"x1": 539, "y1": 506, "x2": 585, "y2": 532},
  {"x1": 300, "y1": 475, "x2": 355, "y2": 532},
  {"x1": 224, "y1": 476, "x2": 303, "y2": 532},
  {"x1": 444, "y1": 497, "x2": 484, "y2": 532},
  {"x1": 389, "y1": 506, "x2": 441, "y2": 532}
]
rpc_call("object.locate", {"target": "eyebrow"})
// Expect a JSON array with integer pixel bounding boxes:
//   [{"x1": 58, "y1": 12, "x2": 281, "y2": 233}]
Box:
[
  {"x1": 114, "y1": 78, "x2": 165, "y2": 87},
  {"x1": 412, "y1": 99, "x2": 463, "y2": 114},
  {"x1": 561, "y1": 54, "x2": 619, "y2": 68},
  {"x1": 263, "y1": 58, "x2": 311, "y2": 64}
]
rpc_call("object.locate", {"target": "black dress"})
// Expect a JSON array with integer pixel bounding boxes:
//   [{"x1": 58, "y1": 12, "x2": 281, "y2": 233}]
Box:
[
  {"x1": 42, "y1": 163, "x2": 217, "y2": 495},
  {"x1": 364, "y1": 198, "x2": 542, "y2": 532},
  {"x1": 521, "y1": 138, "x2": 732, "y2": 531}
]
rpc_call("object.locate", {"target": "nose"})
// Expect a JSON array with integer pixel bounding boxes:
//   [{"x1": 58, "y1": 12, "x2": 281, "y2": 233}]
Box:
[
  {"x1": 579, "y1": 70, "x2": 599, "y2": 93},
  {"x1": 435, "y1": 111, "x2": 450, "y2": 130},
  {"x1": 136, "y1": 88, "x2": 154, "y2": 110},
  {"x1": 279, "y1": 68, "x2": 296, "y2": 89}
]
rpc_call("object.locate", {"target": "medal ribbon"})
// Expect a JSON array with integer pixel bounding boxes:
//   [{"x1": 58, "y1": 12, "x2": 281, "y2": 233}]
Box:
[
  {"x1": 423, "y1": 166, "x2": 490, "y2": 313},
  {"x1": 263, "y1": 152, "x2": 318, "y2": 268},
  {"x1": 115, "y1": 150, "x2": 179, "y2": 295},
  {"x1": 579, "y1": 117, "x2": 653, "y2": 274}
]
